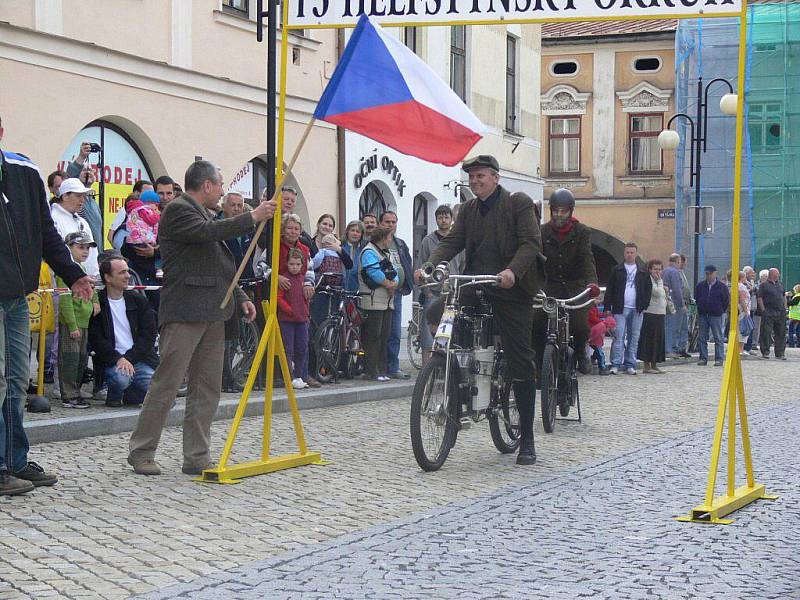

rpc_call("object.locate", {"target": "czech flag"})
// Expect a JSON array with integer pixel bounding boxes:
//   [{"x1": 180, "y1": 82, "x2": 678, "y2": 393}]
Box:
[{"x1": 313, "y1": 15, "x2": 486, "y2": 167}]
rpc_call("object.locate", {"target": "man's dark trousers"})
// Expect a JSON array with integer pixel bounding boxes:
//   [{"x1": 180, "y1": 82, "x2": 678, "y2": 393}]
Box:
[{"x1": 760, "y1": 315, "x2": 786, "y2": 357}]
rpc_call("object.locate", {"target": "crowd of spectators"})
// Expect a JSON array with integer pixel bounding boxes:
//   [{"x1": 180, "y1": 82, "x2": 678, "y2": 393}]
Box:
[{"x1": 590, "y1": 249, "x2": 797, "y2": 374}]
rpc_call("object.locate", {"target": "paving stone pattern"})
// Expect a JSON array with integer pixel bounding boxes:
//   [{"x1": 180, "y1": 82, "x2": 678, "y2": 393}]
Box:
[
  {"x1": 0, "y1": 351, "x2": 797, "y2": 599},
  {"x1": 138, "y1": 400, "x2": 800, "y2": 600}
]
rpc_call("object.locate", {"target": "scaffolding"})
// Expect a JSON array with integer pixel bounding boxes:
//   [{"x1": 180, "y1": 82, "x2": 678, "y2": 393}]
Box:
[{"x1": 675, "y1": 1, "x2": 800, "y2": 285}]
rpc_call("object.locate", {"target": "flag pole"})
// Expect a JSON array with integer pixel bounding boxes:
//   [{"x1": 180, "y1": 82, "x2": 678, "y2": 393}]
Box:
[{"x1": 220, "y1": 117, "x2": 316, "y2": 310}]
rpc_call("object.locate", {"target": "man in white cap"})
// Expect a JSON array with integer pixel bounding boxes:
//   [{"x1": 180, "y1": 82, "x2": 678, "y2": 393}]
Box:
[{"x1": 50, "y1": 178, "x2": 99, "y2": 278}]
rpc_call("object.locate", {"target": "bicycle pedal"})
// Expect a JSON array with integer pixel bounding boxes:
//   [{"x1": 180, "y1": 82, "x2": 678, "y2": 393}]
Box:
[{"x1": 458, "y1": 418, "x2": 472, "y2": 431}]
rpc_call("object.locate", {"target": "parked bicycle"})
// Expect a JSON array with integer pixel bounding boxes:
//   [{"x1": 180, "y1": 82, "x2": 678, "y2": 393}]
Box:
[
  {"x1": 222, "y1": 273, "x2": 270, "y2": 392},
  {"x1": 687, "y1": 301, "x2": 699, "y2": 354},
  {"x1": 533, "y1": 287, "x2": 595, "y2": 433},
  {"x1": 406, "y1": 300, "x2": 424, "y2": 370},
  {"x1": 312, "y1": 280, "x2": 366, "y2": 383},
  {"x1": 410, "y1": 263, "x2": 521, "y2": 472}
]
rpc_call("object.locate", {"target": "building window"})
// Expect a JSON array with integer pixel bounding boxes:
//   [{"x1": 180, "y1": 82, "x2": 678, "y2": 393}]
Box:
[
  {"x1": 404, "y1": 27, "x2": 418, "y2": 54},
  {"x1": 359, "y1": 183, "x2": 387, "y2": 221},
  {"x1": 450, "y1": 26, "x2": 466, "y2": 102},
  {"x1": 629, "y1": 114, "x2": 662, "y2": 173},
  {"x1": 412, "y1": 195, "x2": 428, "y2": 270},
  {"x1": 506, "y1": 35, "x2": 518, "y2": 133},
  {"x1": 222, "y1": 0, "x2": 248, "y2": 15},
  {"x1": 632, "y1": 57, "x2": 662, "y2": 73},
  {"x1": 550, "y1": 60, "x2": 579, "y2": 77},
  {"x1": 549, "y1": 117, "x2": 580, "y2": 174},
  {"x1": 749, "y1": 102, "x2": 782, "y2": 154}
]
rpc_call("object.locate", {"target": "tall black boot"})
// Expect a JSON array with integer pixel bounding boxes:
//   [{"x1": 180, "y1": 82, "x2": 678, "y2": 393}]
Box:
[{"x1": 513, "y1": 379, "x2": 537, "y2": 465}]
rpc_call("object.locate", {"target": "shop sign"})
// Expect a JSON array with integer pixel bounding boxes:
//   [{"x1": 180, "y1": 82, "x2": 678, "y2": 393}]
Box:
[
  {"x1": 59, "y1": 126, "x2": 151, "y2": 248},
  {"x1": 353, "y1": 152, "x2": 406, "y2": 197},
  {"x1": 290, "y1": 0, "x2": 740, "y2": 28},
  {"x1": 228, "y1": 162, "x2": 254, "y2": 199}
]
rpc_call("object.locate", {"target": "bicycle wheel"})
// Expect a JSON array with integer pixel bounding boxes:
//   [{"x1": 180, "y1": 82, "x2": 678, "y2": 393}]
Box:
[
  {"x1": 410, "y1": 353, "x2": 458, "y2": 472},
  {"x1": 407, "y1": 320, "x2": 423, "y2": 370},
  {"x1": 540, "y1": 344, "x2": 558, "y2": 433},
  {"x1": 488, "y1": 362, "x2": 520, "y2": 453},
  {"x1": 231, "y1": 319, "x2": 260, "y2": 389},
  {"x1": 688, "y1": 318, "x2": 699, "y2": 354},
  {"x1": 342, "y1": 329, "x2": 363, "y2": 379},
  {"x1": 313, "y1": 318, "x2": 342, "y2": 383}
]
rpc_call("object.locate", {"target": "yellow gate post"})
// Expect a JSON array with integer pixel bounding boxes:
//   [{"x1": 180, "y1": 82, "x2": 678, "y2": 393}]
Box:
[
  {"x1": 197, "y1": 0, "x2": 324, "y2": 483},
  {"x1": 676, "y1": 0, "x2": 777, "y2": 524}
]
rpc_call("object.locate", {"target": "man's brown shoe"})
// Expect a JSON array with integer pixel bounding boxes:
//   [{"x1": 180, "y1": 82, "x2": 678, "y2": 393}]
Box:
[
  {"x1": 181, "y1": 463, "x2": 212, "y2": 475},
  {"x1": 13, "y1": 462, "x2": 57, "y2": 487},
  {"x1": 0, "y1": 470, "x2": 34, "y2": 496},
  {"x1": 127, "y1": 456, "x2": 161, "y2": 475}
]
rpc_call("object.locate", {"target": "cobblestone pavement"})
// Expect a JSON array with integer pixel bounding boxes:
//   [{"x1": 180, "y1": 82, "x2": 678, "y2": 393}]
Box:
[
  {"x1": 0, "y1": 350, "x2": 797, "y2": 599},
  {"x1": 138, "y1": 399, "x2": 800, "y2": 600}
]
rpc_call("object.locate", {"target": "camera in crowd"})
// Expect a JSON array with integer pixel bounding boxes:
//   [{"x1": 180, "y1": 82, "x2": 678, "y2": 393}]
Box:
[{"x1": 88, "y1": 143, "x2": 102, "y2": 153}]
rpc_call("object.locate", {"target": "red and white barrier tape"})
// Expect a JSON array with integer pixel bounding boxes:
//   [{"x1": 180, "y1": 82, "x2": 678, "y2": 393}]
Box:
[{"x1": 36, "y1": 285, "x2": 163, "y2": 294}]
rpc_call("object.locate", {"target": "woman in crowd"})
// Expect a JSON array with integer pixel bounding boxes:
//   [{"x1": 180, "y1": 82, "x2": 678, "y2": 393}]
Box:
[
  {"x1": 342, "y1": 220, "x2": 365, "y2": 292},
  {"x1": 358, "y1": 226, "x2": 398, "y2": 382},
  {"x1": 308, "y1": 213, "x2": 337, "y2": 257},
  {"x1": 736, "y1": 270, "x2": 754, "y2": 356},
  {"x1": 638, "y1": 259, "x2": 668, "y2": 374}
]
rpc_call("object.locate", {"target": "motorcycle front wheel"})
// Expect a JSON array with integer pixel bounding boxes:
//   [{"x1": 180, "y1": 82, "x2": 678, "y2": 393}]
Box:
[{"x1": 410, "y1": 354, "x2": 458, "y2": 471}]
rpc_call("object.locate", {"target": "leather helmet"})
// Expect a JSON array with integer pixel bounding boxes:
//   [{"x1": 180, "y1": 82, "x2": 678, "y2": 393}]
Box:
[{"x1": 549, "y1": 188, "x2": 576, "y2": 210}]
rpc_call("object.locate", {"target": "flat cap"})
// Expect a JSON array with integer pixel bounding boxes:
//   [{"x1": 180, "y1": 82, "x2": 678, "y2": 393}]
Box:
[
  {"x1": 704, "y1": 264, "x2": 717, "y2": 273},
  {"x1": 462, "y1": 155, "x2": 500, "y2": 173}
]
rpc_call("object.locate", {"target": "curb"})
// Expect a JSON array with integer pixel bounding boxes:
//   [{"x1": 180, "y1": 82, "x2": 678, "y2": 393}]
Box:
[{"x1": 26, "y1": 380, "x2": 416, "y2": 445}]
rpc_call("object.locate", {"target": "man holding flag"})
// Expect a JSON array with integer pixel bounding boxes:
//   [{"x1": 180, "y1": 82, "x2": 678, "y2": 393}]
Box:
[{"x1": 416, "y1": 155, "x2": 542, "y2": 465}]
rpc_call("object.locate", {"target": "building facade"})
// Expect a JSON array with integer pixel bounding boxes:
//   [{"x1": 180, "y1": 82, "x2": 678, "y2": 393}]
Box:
[
  {"x1": 0, "y1": 0, "x2": 339, "y2": 241},
  {"x1": 540, "y1": 21, "x2": 678, "y2": 282},
  {"x1": 674, "y1": 3, "x2": 799, "y2": 286}
]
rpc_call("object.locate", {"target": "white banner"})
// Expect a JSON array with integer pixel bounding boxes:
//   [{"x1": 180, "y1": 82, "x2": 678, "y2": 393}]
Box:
[{"x1": 289, "y1": 0, "x2": 741, "y2": 27}]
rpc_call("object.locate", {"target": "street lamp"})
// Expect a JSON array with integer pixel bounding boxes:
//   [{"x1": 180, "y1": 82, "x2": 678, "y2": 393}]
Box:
[{"x1": 658, "y1": 77, "x2": 738, "y2": 286}]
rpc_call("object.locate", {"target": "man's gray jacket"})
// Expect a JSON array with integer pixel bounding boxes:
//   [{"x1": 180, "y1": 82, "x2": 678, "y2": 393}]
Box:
[
  {"x1": 662, "y1": 264, "x2": 685, "y2": 310},
  {"x1": 157, "y1": 193, "x2": 253, "y2": 325}
]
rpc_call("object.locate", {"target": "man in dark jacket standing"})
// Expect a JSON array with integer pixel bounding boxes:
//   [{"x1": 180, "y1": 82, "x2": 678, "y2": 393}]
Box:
[
  {"x1": 0, "y1": 119, "x2": 94, "y2": 495},
  {"x1": 127, "y1": 160, "x2": 276, "y2": 476},
  {"x1": 533, "y1": 188, "x2": 598, "y2": 375},
  {"x1": 604, "y1": 242, "x2": 652, "y2": 375},
  {"x1": 416, "y1": 155, "x2": 542, "y2": 465},
  {"x1": 694, "y1": 265, "x2": 729, "y2": 366},
  {"x1": 89, "y1": 257, "x2": 159, "y2": 407},
  {"x1": 380, "y1": 210, "x2": 414, "y2": 379}
]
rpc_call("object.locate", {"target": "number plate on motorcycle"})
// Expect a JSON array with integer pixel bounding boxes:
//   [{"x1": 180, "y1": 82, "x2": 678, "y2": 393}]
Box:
[{"x1": 435, "y1": 309, "x2": 456, "y2": 342}]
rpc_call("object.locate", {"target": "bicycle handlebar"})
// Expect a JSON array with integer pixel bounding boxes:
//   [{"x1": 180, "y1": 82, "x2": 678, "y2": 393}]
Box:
[
  {"x1": 317, "y1": 285, "x2": 365, "y2": 297},
  {"x1": 533, "y1": 287, "x2": 596, "y2": 311}
]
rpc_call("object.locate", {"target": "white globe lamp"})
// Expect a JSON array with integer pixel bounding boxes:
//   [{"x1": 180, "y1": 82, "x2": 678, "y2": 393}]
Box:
[
  {"x1": 658, "y1": 129, "x2": 681, "y2": 151},
  {"x1": 719, "y1": 94, "x2": 739, "y2": 116}
]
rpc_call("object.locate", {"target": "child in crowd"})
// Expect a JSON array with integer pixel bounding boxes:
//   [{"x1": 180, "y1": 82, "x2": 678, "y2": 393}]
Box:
[
  {"x1": 125, "y1": 189, "x2": 161, "y2": 246},
  {"x1": 310, "y1": 233, "x2": 345, "y2": 325},
  {"x1": 57, "y1": 232, "x2": 100, "y2": 408},
  {"x1": 588, "y1": 298, "x2": 616, "y2": 376},
  {"x1": 277, "y1": 248, "x2": 311, "y2": 390},
  {"x1": 312, "y1": 233, "x2": 345, "y2": 285}
]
